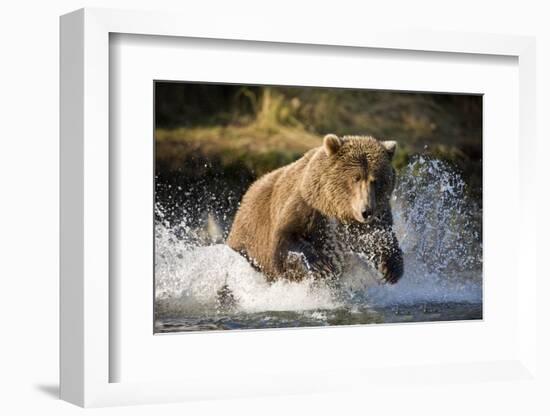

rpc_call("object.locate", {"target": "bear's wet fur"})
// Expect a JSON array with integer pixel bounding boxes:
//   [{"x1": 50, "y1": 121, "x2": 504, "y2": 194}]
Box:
[{"x1": 227, "y1": 134, "x2": 404, "y2": 284}]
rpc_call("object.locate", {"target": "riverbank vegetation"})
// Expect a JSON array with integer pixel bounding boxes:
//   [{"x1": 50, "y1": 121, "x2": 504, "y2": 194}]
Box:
[{"x1": 155, "y1": 83, "x2": 482, "y2": 208}]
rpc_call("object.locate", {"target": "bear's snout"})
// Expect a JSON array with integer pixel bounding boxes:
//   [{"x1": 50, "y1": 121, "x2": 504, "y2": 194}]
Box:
[{"x1": 361, "y1": 208, "x2": 373, "y2": 220}]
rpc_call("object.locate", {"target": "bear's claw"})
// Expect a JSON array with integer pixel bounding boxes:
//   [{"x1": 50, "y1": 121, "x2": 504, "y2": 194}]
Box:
[{"x1": 379, "y1": 253, "x2": 404, "y2": 285}]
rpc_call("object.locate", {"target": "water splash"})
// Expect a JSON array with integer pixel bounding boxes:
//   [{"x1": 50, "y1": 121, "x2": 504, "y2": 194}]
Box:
[
  {"x1": 155, "y1": 219, "x2": 339, "y2": 317},
  {"x1": 155, "y1": 156, "x2": 482, "y2": 324},
  {"x1": 343, "y1": 156, "x2": 482, "y2": 306}
]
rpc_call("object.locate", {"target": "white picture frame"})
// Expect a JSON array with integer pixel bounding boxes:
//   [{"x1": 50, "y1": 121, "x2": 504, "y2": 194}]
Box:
[{"x1": 60, "y1": 7, "x2": 538, "y2": 407}]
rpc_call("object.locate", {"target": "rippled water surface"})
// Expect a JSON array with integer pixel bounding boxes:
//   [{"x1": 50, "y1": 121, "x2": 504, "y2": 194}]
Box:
[
  {"x1": 156, "y1": 302, "x2": 482, "y2": 333},
  {"x1": 154, "y1": 158, "x2": 482, "y2": 333}
]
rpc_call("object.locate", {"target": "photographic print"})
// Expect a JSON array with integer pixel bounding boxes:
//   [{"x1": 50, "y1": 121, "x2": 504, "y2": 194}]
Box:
[{"x1": 154, "y1": 82, "x2": 482, "y2": 333}]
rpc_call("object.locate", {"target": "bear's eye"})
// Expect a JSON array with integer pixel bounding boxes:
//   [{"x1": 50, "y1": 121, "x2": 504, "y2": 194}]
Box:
[{"x1": 353, "y1": 175, "x2": 361, "y2": 182}]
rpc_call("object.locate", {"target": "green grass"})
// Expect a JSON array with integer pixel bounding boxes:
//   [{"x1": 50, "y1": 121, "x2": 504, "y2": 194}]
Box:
[
  {"x1": 155, "y1": 122, "x2": 322, "y2": 177},
  {"x1": 155, "y1": 88, "x2": 481, "y2": 201}
]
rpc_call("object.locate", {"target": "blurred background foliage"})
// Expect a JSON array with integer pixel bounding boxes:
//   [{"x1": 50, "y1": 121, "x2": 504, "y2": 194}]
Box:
[{"x1": 155, "y1": 82, "x2": 482, "y2": 210}]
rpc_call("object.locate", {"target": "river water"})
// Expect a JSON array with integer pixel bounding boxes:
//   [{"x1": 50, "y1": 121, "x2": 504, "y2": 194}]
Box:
[{"x1": 154, "y1": 157, "x2": 482, "y2": 333}]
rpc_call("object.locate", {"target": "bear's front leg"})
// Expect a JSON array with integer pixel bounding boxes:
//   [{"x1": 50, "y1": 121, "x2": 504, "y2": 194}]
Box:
[
  {"x1": 285, "y1": 238, "x2": 341, "y2": 281},
  {"x1": 377, "y1": 236, "x2": 404, "y2": 284},
  {"x1": 345, "y1": 223, "x2": 404, "y2": 285}
]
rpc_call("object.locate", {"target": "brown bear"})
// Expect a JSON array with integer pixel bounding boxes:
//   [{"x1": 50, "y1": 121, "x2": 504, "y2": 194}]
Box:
[{"x1": 227, "y1": 134, "x2": 404, "y2": 284}]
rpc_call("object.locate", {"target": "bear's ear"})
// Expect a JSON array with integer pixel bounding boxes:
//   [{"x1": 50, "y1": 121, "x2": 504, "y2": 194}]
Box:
[
  {"x1": 381, "y1": 140, "x2": 397, "y2": 159},
  {"x1": 323, "y1": 134, "x2": 343, "y2": 156}
]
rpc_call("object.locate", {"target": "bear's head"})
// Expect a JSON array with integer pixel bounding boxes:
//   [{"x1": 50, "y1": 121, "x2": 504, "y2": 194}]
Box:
[{"x1": 301, "y1": 134, "x2": 397, "y2": 224}]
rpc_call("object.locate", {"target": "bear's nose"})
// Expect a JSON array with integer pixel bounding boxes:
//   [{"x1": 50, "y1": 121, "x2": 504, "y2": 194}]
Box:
[{"x1": 362, "y1": 208, "x2": 373, "y2": 220}]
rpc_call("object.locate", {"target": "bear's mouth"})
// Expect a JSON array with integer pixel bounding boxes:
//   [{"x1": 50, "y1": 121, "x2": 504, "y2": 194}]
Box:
[
  {"x1": 351, "y1": 209, "x2": 379, "y2": 224},
  {"x1": 352, "y1": 211, "x2": 366, "y2": 223}
]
